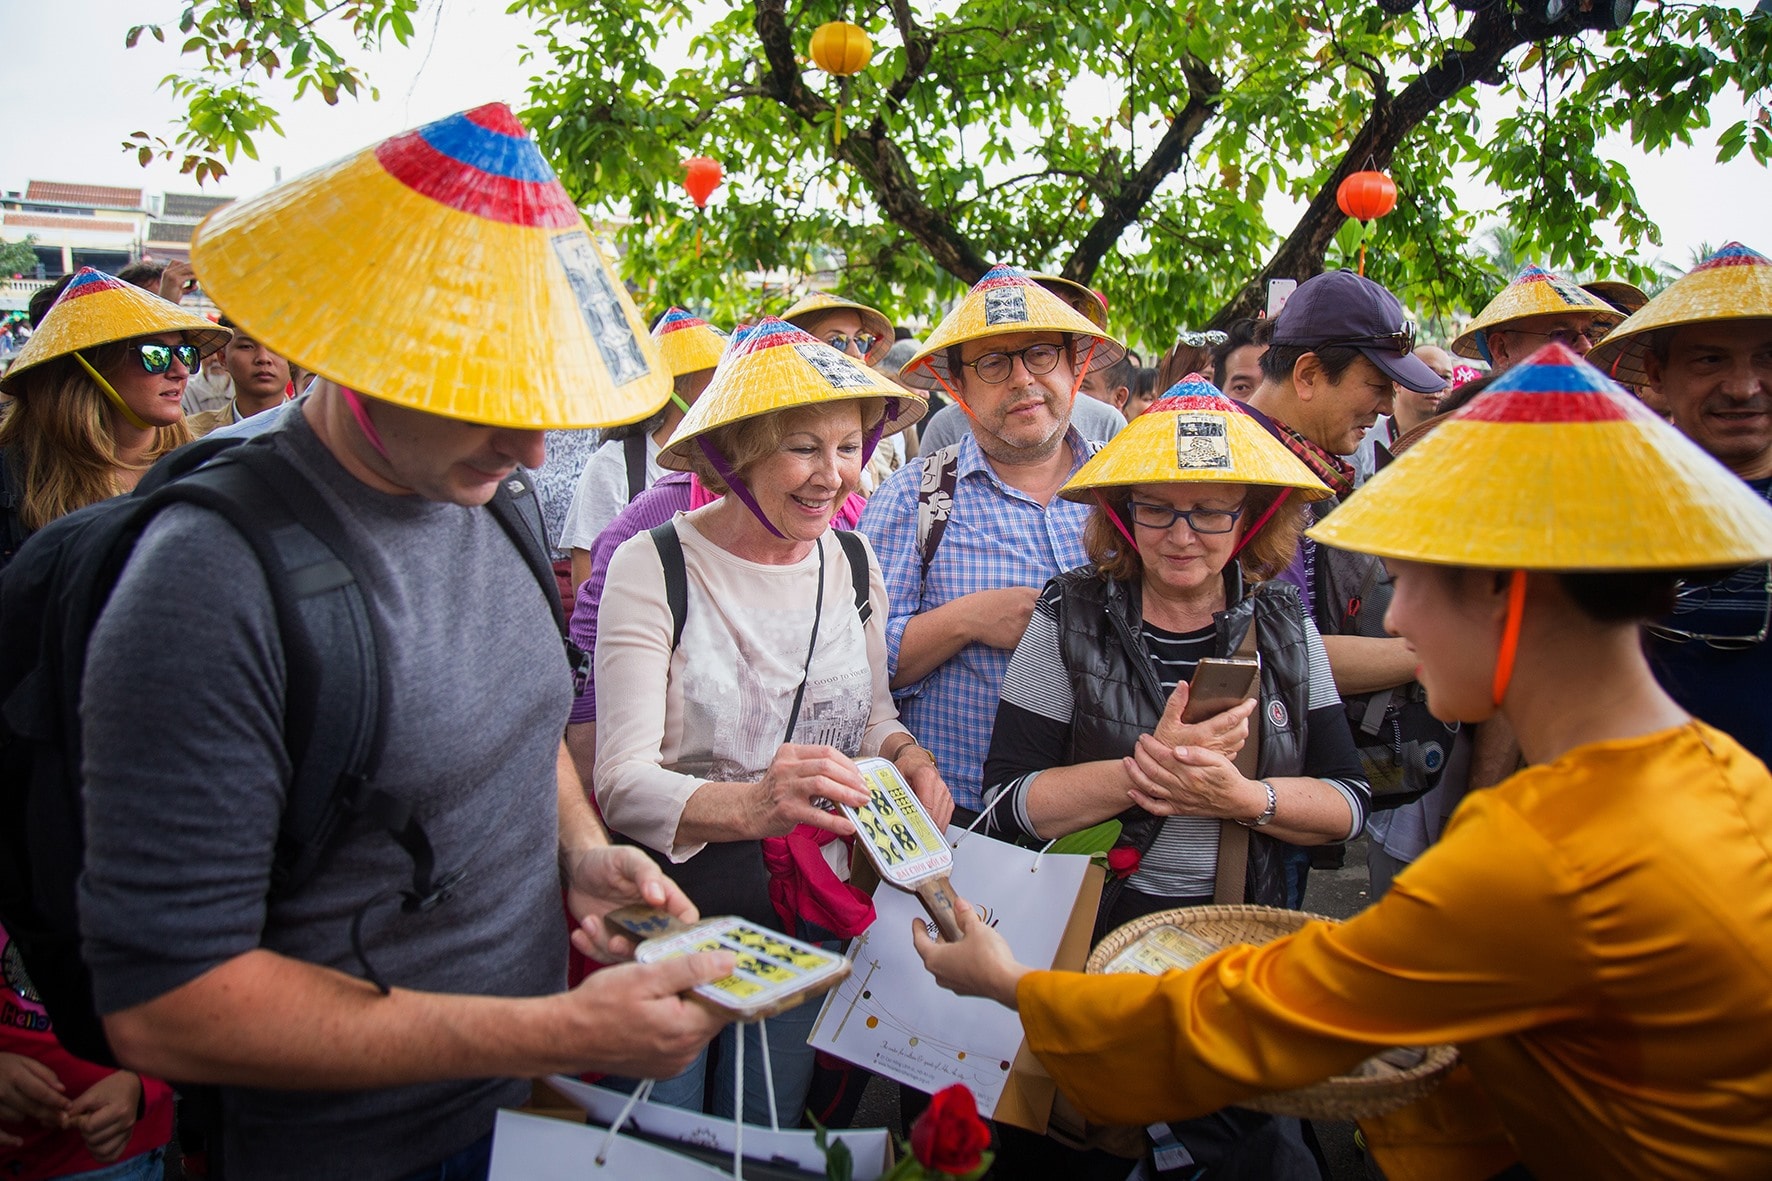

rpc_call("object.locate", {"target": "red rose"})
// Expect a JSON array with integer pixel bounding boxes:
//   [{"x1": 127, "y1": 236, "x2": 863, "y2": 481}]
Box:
[
  {"x1": 1107, "y1": 845, "x2": 1141, "y2": 878},
  {"x1": 909, "y1": 1084, "x2": 991, "y2": 1175}
]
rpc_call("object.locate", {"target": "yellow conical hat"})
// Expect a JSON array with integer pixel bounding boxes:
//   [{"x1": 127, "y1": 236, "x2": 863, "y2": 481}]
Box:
[
  {"x1": 659, "y1": 317, "x2": 925, "y2": 471},
  {"x1": 1586, "y1": 242, "x2": 1772, "y2": 387},
  {"x1": 0, "y1": 268, "x2": 230, "y2": 395},
  {"x1": 1061, "y1": 376, "x2": 1331, "y2": 502},
  {"x1": 903, "y1": 264, "x2": 1127, "y2": 390},
  {"x1": 653, "y1": 307, "x2": 727, "y2": 377},
  {"x1": 1451, "y1": 264, "x2": 1624, "y2": 361},
  {"x1": 779, "y1": 291, "x2": 895, "y2": 365},
  {"x1": 190, "y1": 103, "x2": 668, "y2": 429},
  {"x1": 1308, "y1": 343, "x2": 1772, "y2": 569}
]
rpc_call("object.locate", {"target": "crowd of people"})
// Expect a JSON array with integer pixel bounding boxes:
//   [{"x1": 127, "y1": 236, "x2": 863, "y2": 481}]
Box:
[{"x1": 0, "y1": 101, "x2": 1768, "y2": 1181}]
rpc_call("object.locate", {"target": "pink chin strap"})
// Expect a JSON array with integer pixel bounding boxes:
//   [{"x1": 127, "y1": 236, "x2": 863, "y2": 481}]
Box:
[{"x1": 338, "y1": 385, "x2": 393, "y2": 463}]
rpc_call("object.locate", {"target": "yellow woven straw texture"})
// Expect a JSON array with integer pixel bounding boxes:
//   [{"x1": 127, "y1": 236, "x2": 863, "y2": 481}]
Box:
[
  {"x1": 0, "y1": 273, "x2": 231, "y2": 395},
  {"x1": 1587, "y1": 246, "x2": 1772, "y2": 388},
  {"x1": 1060, "y1": 397, "x2": 1332, "y2": 502},
  {"x1": 1310, "y1": 414, "x2": 1772, "y2": 569},
  {"x1": 904, "y1": 266, "x2": 1127, "y2": 388},
  {"x1": 191, "y1": 151, "x2": 669, "y2": 429},
  {"x1": 780, "y1": 291, "x2": 895, "y2": 365},
  {"x1": 659, "y1": 318, "x2": 926, "y2": 471},
  {"x1": 1452, "y1": 266, "x2": 1624, "y2": 360},
  {"x1": 655, "y1": 317, "x2": 728, "y2": 378}
]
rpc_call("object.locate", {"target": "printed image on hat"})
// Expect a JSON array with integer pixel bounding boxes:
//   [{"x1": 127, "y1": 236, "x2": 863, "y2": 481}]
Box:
[
  {"x1": 653, "y1": 307, "x2": 727, "y2": 378},
  {"x1": 1061, "y1": 376, "x2": 1331, "y2": 502},
  {"x1": 1451, "y1": 264, "x2": 1624, "y2": 362},
  {"x1": 1269, "y1": 270, "x2": 1445, "y2": 394},
  {"x1": 660, "y1": 317, "x2": 925, "y2": 471},
  {"x1": 190, "y1": 103, "x2": 669, "y2": 429},
  {"x1": 1308, "y1": 342, "x2": 1772, "y2": 570},
  {"x1": 1028, "y1": 273, "x2": 1110, "y2": 330},
  {"x1": 780, "y1": 291, "x2": 895, "y2": 365},
  {"x1": 904, "y1": 264, "x2": 1127, "y2": 390},
  {"x1": 1587, "y1": 242, "x2": 1772, "y2": 388},
  {"x1": 0, "y1": 267, "x2": 231, "y2": 395}
]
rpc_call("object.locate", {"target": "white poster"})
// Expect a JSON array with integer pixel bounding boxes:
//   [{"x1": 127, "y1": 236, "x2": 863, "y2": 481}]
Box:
[{"x1": 808, "y1": 831, "x2": 1090, "y2": 1115}]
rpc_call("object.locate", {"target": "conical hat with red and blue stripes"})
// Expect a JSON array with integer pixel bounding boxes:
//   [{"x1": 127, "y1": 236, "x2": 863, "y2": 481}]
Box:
[
  {"x1": 0, "y1": 268, "x2": 231, "y2": 395},
  {"x1": 660, "y1": 317, "x2": 924, "y2": 471},
  {"x1": 653, "y1": 308, "x2": 727, "y2": 378},
  {"x1": 1309, "y1": 343, "x2": 1772, "y2": 569},
  {"x1": 1061, "y1": 376, "x2": 1331, "y2": 502},
  {"x1": 190, "y1": 103, "x2": 668, "y2": 428},
  {"x1": 1452, "y1": 263, "x2": 1624, "y2": 361},
  {"x1": 902, "y1": 264, "x2": 1126, "y2": 390},
  {"x1": 1587, "y1": 242, "x2": 1772, "y2": 387}
]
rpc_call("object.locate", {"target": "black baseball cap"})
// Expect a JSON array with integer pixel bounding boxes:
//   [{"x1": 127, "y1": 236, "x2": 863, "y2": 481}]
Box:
[{"x1": 1270, "y1": 271, "x2": 1446, "y2": 394}]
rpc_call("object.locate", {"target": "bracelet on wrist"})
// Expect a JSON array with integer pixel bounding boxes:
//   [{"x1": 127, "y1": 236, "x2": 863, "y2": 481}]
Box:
[{"x1": 1236, "y1": 779, "x2": 1278, "y2": 828}]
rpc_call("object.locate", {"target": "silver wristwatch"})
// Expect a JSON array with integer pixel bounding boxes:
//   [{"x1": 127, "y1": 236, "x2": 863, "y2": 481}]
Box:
[{"x1": 1237, "y1": 779, "x2": 1277, "y2": 828}]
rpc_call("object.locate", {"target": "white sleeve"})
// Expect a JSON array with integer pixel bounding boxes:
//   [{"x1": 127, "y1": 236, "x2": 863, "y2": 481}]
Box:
[
  {"x1": 560, "y1": 442, "x2": 630, "y2": 553},
  {"x1": 592, "y1": 532, "x2": 710, "y2": 860}
]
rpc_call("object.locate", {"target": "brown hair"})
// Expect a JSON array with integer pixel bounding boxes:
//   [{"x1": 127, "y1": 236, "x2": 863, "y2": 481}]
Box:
[
  {"x1": 1082, "y1": 483, "x2": 1309, "y2": 584},
  {"x1": 686, "y1": 398, "x2": 884, "y2": 495},
  {"x1": 0, "y1": 343, "x2": 194, "y2": 531}
]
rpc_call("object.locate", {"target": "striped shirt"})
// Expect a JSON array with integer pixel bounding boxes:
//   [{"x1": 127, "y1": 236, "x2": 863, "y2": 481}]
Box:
[{"x1": 858, "y1": 430, "x2": 1097, "y2": 809}]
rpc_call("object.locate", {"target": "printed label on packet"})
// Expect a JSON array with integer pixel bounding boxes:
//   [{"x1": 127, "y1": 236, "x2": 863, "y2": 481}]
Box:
[
  {"x1": 634, "y1": 917, "x2": 847, "y2": 1013},
  {"x1": 848, "y1": 758, "x2": 951, "y2": 886},
  {"x1": 1103, "y1": 925, "x2": 1223, "y2": 976}
]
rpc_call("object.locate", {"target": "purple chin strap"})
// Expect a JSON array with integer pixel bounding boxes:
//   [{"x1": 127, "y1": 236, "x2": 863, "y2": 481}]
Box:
[{"x1": 697, "y1": 397, "x2": 898, "y2": 541}]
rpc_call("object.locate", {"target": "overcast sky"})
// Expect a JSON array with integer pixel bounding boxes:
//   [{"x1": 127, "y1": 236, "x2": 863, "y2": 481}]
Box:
[{"x1": 5, "y1": 0, "x2": 1767, "y2": 276}]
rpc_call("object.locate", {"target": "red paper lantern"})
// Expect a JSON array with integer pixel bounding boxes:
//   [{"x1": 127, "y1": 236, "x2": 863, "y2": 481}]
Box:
[
  {"x1": 1336, "y1": 170, "x2": 1398, "y2": 223},
  {"x1": 682, "y1": 156, "x2": 724, "y2": 209}
]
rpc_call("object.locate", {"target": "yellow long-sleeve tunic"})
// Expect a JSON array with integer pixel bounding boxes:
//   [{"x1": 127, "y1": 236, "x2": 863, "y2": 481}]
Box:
[{"x1": 1017, "y1": 722, "x2": 1772, "y2": 1180}]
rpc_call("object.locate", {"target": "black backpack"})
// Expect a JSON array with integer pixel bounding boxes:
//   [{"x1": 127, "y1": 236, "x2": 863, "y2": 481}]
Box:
[{"x1": 0, "y1": 433, "x2": 577, "y2": 1066}]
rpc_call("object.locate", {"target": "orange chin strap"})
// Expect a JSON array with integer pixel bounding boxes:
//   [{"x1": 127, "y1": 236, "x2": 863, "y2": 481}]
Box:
[{"x1": 1491, "y1": 569, "x2": 1528, "y2": 709}]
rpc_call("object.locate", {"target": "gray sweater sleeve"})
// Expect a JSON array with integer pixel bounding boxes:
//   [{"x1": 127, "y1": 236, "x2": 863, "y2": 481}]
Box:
[{"x1": 78, "y1": 503, "x2": 292, "y2": 1014}]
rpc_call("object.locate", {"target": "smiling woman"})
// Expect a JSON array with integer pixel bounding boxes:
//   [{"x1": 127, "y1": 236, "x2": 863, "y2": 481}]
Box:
[{"x1": 0, "y1": 268, "x2": 227, "y2": 569}]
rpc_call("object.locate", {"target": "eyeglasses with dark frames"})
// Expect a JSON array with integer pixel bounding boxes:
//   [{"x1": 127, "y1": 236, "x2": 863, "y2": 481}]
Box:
[
  {"x1": 1320, "y1": 321, "x2": 1418, "y2": 357},
  {"x1": 1125, "y1": 499, "x2": 1246, "y2": 535},
  {"x1": 823, "y1": 332, "x2": 879, "y2": 358},
  {"x1": 133, "y1": 342, "x2": 201, "y2": 375},
  {"x1": 960, "y1": 342, "x2": 1064, "y2": 385}
]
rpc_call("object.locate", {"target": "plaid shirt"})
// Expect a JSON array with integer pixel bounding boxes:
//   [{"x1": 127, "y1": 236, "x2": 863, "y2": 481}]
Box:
[{"x1": 858, "y1": 430, "x2": 1096, "y2": 809}]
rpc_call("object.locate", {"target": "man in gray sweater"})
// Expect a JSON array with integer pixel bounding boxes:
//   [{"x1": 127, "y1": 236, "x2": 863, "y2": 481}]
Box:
[{"x1": 76, "y1": 105, "x2": 733, "y2": 1181}]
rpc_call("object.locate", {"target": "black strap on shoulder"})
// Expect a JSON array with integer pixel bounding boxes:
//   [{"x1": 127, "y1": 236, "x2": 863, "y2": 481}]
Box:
[
  {"x1": 915, "y1": 443, "x2": 961, "y2": 603},
  {"x1": 835, "y1": 529, "x2": 871, "y2": 624},
  {"x1": 488, "y1": 468, "x2": 567, "y2": 635},
  {"x1": 649, "y1": 521, "x2": 689, "y2": 651},
  {"x1": 624, "y1": 434, "x2": 648, "y2": 503}
]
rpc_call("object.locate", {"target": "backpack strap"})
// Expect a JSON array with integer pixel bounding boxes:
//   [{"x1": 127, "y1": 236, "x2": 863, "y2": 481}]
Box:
[
  {"x1": 624, "y1": 434, "x2": 648, "y2": 503},
  {"x1": 835, "y1": 529, "x2": 871, "y2": 624},
  {"x1": 914, "y1": 444, "x2": 961, "y2": 604},
  {"x1": 649, "y1": 521, "x2": 689, "y2": 651},
  {"x1": 487, "y1": 467, "x2": 568, "y2": 636}
]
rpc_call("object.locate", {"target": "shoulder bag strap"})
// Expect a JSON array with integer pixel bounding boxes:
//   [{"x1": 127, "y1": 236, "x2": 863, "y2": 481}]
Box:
[
  {"x1": 647, "y1": 521, "x2": 689, "y2": 651},
  {"x1": 835, "y1": 529, "x2": 871, "y2": 623},
  {"x1": 624, "y1": 434, "x2": 648, "y2": 503},
  {"x1": 1213, "y1": 614, "x2": 1261, "y2": 904}
]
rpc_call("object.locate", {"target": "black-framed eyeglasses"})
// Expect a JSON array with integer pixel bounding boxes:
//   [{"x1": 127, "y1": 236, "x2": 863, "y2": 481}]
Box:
[
  {"x1": 1322, "y1": 320, "x2": 1417, "y2": 357},
  {"x1": 1644, "y1": 564, "x2": 1772, "y2": 650},
  {"x1": 1126, "y1": 499, "x2": 1245, "y2": 535},
  {"x1": 823, "y1": 332, "x2": 879, "y2": 358},
  {"x1": 133, "y1": 341, "x2": 200, "y2": 374},
  {"x1": 961, "y1": 342, "x2": 1063, "y2": 385},
  {"x1": 1176, "y1": 330, "x2": 1228, "y2": 348},
  {"x1": 1509, "y1": 325, "x2": 1600, "y2": 349}
]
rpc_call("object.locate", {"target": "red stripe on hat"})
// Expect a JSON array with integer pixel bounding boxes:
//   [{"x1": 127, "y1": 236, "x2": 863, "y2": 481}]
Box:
[
  {"x1": 1458, "y1": 390, "x2": 1643, "y2": 424},
  {"x1": 375, "y1": 132, "x2": 581, "y2": 228},
  {"x1": 464, "y1": 103, "x2": 527, "y2": 136}
]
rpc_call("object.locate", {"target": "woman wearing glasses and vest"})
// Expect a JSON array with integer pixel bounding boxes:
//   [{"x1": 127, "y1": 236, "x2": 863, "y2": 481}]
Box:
[
  {"x1": 0, "y1": 268, "x2": 227, "y2": 569},
  {"x1": 593, "y1": 318, "x2": 953, "y2": 1126},
  {"x1": 920, "y1": 345, "x2": 1772, "y2": 1180}
]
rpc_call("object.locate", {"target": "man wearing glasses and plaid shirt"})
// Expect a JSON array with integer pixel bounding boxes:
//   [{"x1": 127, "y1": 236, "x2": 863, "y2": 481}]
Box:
[{"x1": 1589, "y1": 242, "x2": 1772, "y2": 765}]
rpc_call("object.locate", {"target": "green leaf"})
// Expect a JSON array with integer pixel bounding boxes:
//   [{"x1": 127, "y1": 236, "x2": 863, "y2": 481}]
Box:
[{"x1": 1046, "y1": 820, "x2": 1123, "y2": 858}]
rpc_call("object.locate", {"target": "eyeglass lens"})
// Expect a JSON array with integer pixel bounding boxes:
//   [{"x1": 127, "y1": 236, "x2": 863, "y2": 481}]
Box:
[
  {"x1": 825, "y1": 333, "x2": 878, "y2": 357},
  {"x1": 136, "y1": 343, "x2": 200, "y2": 374},
  {"x1": 968, "y1": 343, "x2": 1062, "y2": 384}
]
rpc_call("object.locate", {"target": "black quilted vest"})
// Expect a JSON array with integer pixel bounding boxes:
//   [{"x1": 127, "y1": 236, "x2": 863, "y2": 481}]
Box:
[{"x1": 1050, "y1": 564, "x2": 1314, "y2": 911}]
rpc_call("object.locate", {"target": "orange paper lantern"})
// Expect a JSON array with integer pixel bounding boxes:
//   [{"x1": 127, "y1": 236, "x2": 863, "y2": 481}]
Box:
[
  {"x1": 809, "y1": 21, "x2": 873, "y2": 76},
  {"x1": 1336, "y1": 170, "x2": 1398, "y2": 224},
  {"x1": 682, "y1": 156, "x2": 724, "y2": 209}
]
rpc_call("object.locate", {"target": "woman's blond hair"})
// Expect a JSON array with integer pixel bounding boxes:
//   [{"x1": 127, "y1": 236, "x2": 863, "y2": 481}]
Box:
[
  {"x1": 0, "y1": 343, "x2": 194, "y2": 531},
  {"x1": 686, "y1": 398, "x2": 885, "y2": 495},
  {"x1": 1082, "y1": 483, "x2": 1308, "y2": 585}
]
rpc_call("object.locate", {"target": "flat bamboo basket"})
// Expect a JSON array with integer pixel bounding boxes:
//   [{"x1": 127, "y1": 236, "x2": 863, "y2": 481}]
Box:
[{"x1": 1087, "y1": 904, "x2": 1459, "y2": 1120}]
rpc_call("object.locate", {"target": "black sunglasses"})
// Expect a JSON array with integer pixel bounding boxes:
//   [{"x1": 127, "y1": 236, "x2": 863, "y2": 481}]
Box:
[
  {"x1": 133, "y1": 341, "x2": 201, "y2": 374},
  {"x1": 1320, "y1": 321, "x2": 1418, "y2": 357}
]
